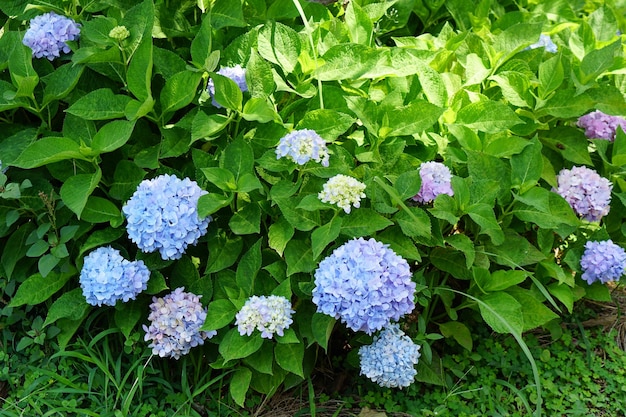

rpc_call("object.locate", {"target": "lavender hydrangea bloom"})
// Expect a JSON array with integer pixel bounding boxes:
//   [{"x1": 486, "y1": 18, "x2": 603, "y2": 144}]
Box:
[
  {"x1": 318, "y1": 174, "x2": 366, "y2": 213},
  {"x1": 122, "y1": 174, "x2": 210, "y2": 260},
  {"x1": 22, "y1": 12, "x2": 80, "y2": 60},
  {"x1": 527, "y1": 34, "x2": 557, "y2": 53},
  {"x1": 275, "y1": 129, "x2": 330, "y2": 167},
  {"x1": 412, "y1": 161, "x2": 454, "y2": 204},
  {"x1": 554, "y1": 166, "x2": 612, "y2": 222},
  {"x1": 143, "y1": 288, "x2": 216, "y2": 359},
  {"x1": 577, "y1": 110, "x2": 626, "y2": 141},
  {"x1": 79, "y1": 246, "x2": 150, "y2": 306},
  {"x1": 313, "y1": 238, "x2": 416, "y2": 334},
  {"x1": 235, "y1": 295, "x2": 295, "y2": 339},
  {"x1": 207, "y1": 65, "x2": 248, "y2": 108},
  {"x1": 580, "y1": 240, "x2": 626, "y2": 285},
  {"x1": 359, "y1": 324, "x2": 421, "y2": 388}
]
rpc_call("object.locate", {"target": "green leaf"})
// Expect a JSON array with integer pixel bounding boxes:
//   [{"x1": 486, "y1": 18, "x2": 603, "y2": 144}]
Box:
[
  {"x1": 474, "y1": 269, "x2": 527, "y2": 292},
  {"x1": 340, "y1": 208, "x2": 393, "y2": 237},
  {"x1": 535, "y1": 89, "x2": 594, "y2": 118},
  {"x1": 314, "y1": 44, "x2": 380, "y2": 81},
  {"x1": 478, "y1": 292, "x2": 524, "y2": 334},
  {"x1": 538, "y1": 54, "x2": 564, "y2": 99},
  {"x1": 66, "y1": 88, "x2": 132, "y2": 120},
  {"x1": 466, "y1": 203, "x2": 504, "y2": 245},
  {"x1": 43, "y1": 288, "x2": 90, "y2": 327},
  {"x1": 583, "y1": 282, "x2": 612, "y2": 302},
  {"x1": 311, "y1": 313, "x2": 335, "y2": 352},
  {"x1": 296, "y1": 109, "x2": 355, "y2": 140},
  {"x1": 512, "y1": 187, "x2": 580, "y2": 230},
  {"x1": 229, "y1": 204, "x2": 262, "y2": 235},
  {"x1": 114, "y1": 301, "x2": 143, "y2": 339},
  {"x1": 191, "y1": 13, "x2": 213, "y2": 69},
  {"x1": 242, "y1": 98, "x2": 279, "y2": 123},
  {"x1": 91, "y1": 120, "x2": 136, "y2": 154},
  {"x1": 201, "y1": 299, "x2": 238, "y2": 331},
  {"x1": 230, "y1": 367, "x2": 252, "y2": 408},
  {"x1": 507, "y1": 288, "x2": 559, "y2": 332},
  {"x1": 197, "y1": 193, "x2": 233, "y2": 217},
  {"x1": 394, "y1": 207, "x2": 431, "y2": 238},
  {"x1": 8, "y1": 40, "x2": 38, "y2": 99},
  {"x1": 81, "y1": 197, "x2": 122, "y2": 225},
  {"x1": 243, "y1": 345, "x2": 274, "y2": 375},
  {"x1": 394, "y1": 170, "x2": 421, "y2": 200},
  {"x1": 385, "y1": 100, "x2": 443, "y2": 137},
  {"x1": 146, "y1": 271, "x2": 169, "y2": 295},
  {"x1": 9, "y1": 269, "x2": 74, "y2": 307},
  {"x1": 205, "y1": 233, "x2": 243, "y2": 274},
  {"x1": 211, "y1": 73, "x2": 243, "y2": 111},
  {"x1": 160, "y1": 70, "x2": 203, "y2": 117},
  {"x1": 110, "y1": 160, "x2": 147, "y2": 201},
  {"x1": 578, "y1": 40, "x2": 620, "y2": 84},
  {"x1": 42, "y1": 63, "x2": 84, "y2": 106},
  {"x1": 79, "y1": 227, "x2": 125, "y2": 258},
  {"x1": 275, "y1": 197, "x2": 320, "y2": 231},
  {"x1": 236, "y1": 239, "x2": 262, "y2": 296},
  {"x1": 219, "y1": 328, "x2": 264, "y2": 362},
  {"x1": 311, "y1": 217, "x2": 342, "y2": 259},
  {"x1": 275, "y1": 343, "x2": 304, "y2": 378},
  {"x1": 484, "y1": 230, "x2": 545, "y2": 268},
  {"x1": 284, "y1": 239, "x2": 315, "y2": 276},
  {"x1": 439, "y1": 321, "x2": 472, "y2": 351},
  {"x1": 454, "y1": 101, "x2": 522, "y2": 133},
  {"x1": 430, "y1": 247, "x2": 471, "y2": 280},
  {"x1": 246, "y1": 52, "x2": 276, "y2": 99},
  {"x1": 223, "y1": 137, "x2": 255, "y2": 182},
  {"x1": 258, "y1": 21, "x2": 301, "y2": 74},
  {"x1": 268, "y1": 218, "x2": 294, "y2": 256},
  {"x1": 211, "y1": 0, "x2": 246, "y2": 29},
  {"x1": 548, "y1": 283, "x2": 574, "y2": 314},
  {"x1": 60, "y1": 169, "x2": 102, "y2": 218},
  {"x1": 12, "y1": 137, "x2": 87, "y2": 169},
  {"x1": 202, "y1": 167, "x2": 237, "y2": 191},
  {"x1": 127, "y1": 35, "x2": 153, "y2": 102},
  {"x1": 192, "y1": 110, "x2": 231, "y2": 140},
  {"x1": 445, "y1": 234, "x2": 475, "y2": 268},
  {"x1": 510, "y1": 137, "x2": 542, "y2": 193},
  {"x1": 345, "y1": 0, "x2": 373, "y2": 45},
  {"x1": 377, "y1": 229, "x2": 421, "y2": 261}
]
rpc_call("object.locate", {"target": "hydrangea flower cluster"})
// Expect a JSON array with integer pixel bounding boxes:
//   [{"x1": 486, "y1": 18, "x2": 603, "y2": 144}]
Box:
[
  {"x1": 22, "y1": 12, "x2": 80, "y2": 60},
  {"x1": 580, "y1": 240, "x2": 626, "y2": 285},
  {"x1": 527, "y1": 34, "x2": 558, "y2": 53},
  {"x1": 577, "y1": 110, "x2": 626, "y2": 141},
  {"x1": 122, "y1": 174, "x2": 210, "y2": 260},
  {"x1": 207, "y1": 65, "x2": 248, "y2": 108},
  {"x1": 235, "y1": 295, "x2": 295, "y2": 339},
  {"x1": 79, "y1": 246, "x2": 150, "y2": 306},
  {"x1": 109, "y1": 25, "x2": 130, "y2": 41},
  {"x1": 358, "y1": 324, "x2": 421, "y2": 388},
  {"x1": 412, "y1": 161, "x2": 454, "y2": 204},
  {"x1": 275, "y1": 129, "x2": 330, "y2": 167},
  {"x1": 554, "y1": 166, "x2": 612, "y2": 222},
  {"x1": 318, "y1": 174, "x2": 366, "y2": 214},
  {"x1": 143, "y1": 288, "x2": 216, "y2": 359},
  {"x1": 313, "y1": 237, "x2": 416, "y2": 334}
]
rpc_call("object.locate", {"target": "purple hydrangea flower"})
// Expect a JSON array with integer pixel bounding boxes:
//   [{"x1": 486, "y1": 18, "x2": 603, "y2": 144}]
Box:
[
  {"x1": 580, "y1": 240, "x2": 626, "y2": 285},
  {"x1": 22, "y1": 12, "x2": 80, "y2": 61},
  {"x1": 359, "y1": 324, "x2": 421, "y2": 388},
  {"x1": 313, "y1": 238, "x2": 416, "y2": 334},
  {"x1": 207, "y1": 65, "x2": 248, "y2": 108},
  {"x1": 577, "y1": 110, "x2": 626, "y2": 141},
  {"x1": 554, "y1": 166, "x2": 612, "y2": 222},
  {"x1": 318, "y1": 174, "x2": 366, "y2": 213},
  {"x1": 143, "y1": 288, "x2": 216, "y2": 359},
  {"x1": 412, "y1": 161, "x2": 454, "y2": 204},
  {"x1": 79, "y1": 246, "x2": 150, "y2": 306},
  {"x1": 122, "y1": 174, "x2": 210, "y2": 260},
  {"x1": 235, "y1": 295, "x2": 295, "y2": 339},
  {"x1": 527, "y1": 34, "x2": 557, "y2": 53},
  {"x1": 275, "y1": 129, "x2": 330, "y2": 167}
]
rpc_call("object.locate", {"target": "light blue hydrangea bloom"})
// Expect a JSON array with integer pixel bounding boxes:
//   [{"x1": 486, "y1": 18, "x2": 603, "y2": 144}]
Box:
[
  {"x1": 554, "y1": 166, "x2": 612, "y2": 222},
  {"x1": 122, "y1": 174, "x2": 210, "y2": 260},
  {"x1": 275, "y1": 129, "x2": 330, "y2": 167},
  {"x1": 359, "y1": 324, "x2": 421, "y2": 388},
  {"x1": 412, "y1": 161, "x2": 454, "y2": 204},
  {"x1": 527, "y1": 34, "x2": 557, "y2": 53},
  {"x1": 79, "y1": 246, "x2": 150, "y2": 306},
  {"x1": 207, "y1": 65, "x2": 248, "y2": 108},
  {"x1": 143, "y1": 288, "x2": 216, "y2": 359},
  {"x1": 577, "y1": 110, "x2": 626, "y2": 141},
  {"x1": 22, "y1": 12, "x2": 80, "y2": 60},
  {"x1": 235, "y1": 295, "x2": 295, "y2": 339},
  {"x1": 313, "y1": 238, "x2": 416, "y2": 334},
  {"x1": 318, "y1": 174, "x2": 366, "y2": 213},
  {"x1": 580, "y1": 240, "x2": 626, "y2": 285}
]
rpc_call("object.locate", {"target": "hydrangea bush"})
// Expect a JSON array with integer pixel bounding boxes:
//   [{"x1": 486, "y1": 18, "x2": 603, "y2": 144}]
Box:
[{"x1": 1, "y1": 0, "x2": 626, "y2": 412}]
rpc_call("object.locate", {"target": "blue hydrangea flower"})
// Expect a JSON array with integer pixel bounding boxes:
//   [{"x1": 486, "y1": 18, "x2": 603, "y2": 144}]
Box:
[
  {"x1": 207, "y1": 65, "x2": 248, "y2": 108},
  {"x1": 235, "y1": 295, "x2": 295, "y2": 339},
  {"x1": 580, "y1": 240, "x2": 626, "y2": 285},
  {"x1": 22, "y1": 12, "x2": 80, "y2": 61},
  {"x1": 122, "y1": 174, "x2": 210, "y2": 260},
  {"x1": 554, "y1": 166, "x2": 612, "y2": 222},
  {"x1": 527, "y1": 34, "x2": 557, "y2": 53},
  {"x1": 577, "y1": 110, "x2": 626, "y2": 141},
  {"x1": 275, "y1": 129, "x2": 330, "y2": 167},
  {"x1": 79, "y1": 246, "x2": 150, "y2": 306},
  {"x1": 313, "y1": 238, "x2": 416, "y2": 334},
  {"x1": 412, "y1": 161, "x2": 454, "y2": 204},
  {"x1": 318, "y1": 174, "x2": 366, "y2": 213},
  {"x1": 143, "y1": 288, "x2": 216, "y2": 359},
  {"x1": 359, "y1": 324, "x2": 421, "y2": 388}
]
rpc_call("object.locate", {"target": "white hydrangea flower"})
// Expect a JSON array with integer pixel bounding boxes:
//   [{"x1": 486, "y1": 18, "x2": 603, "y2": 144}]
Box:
[{"x1": 318, "y1": 174, "x2": 366, "y2": 214}]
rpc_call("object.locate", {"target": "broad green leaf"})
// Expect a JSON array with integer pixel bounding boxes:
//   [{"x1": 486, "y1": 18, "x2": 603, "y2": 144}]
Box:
[
  {"x1": 439, "y1": 321, "x2": 472, "y2": 351},
  {"x1": 311, "y1": 313, "x2": 335, "y2": 352},
  {"x1": 384, "y1": 100, "x2": 443, "y2": 137},
  {"x1": 275, "y1": 343, "x2": 304, "y2": 378},
  {"x1": 197, "y1": 193, "x2": 233, "y2": 217},
  {"x1": 454, "y1": 101, "x2": 522, "y2": 133},
  {"x1": 394, "y1": 207, "x2": 431, "y2": 238},
  {"x1": 268, "y1": 218, "x2": 294, "y2": 256},
  {"x1": 484, "y1": 230, "x2": 545, "y2": 267},
  {"x1": 229, "y1": 203, "x2": 261, "y2": 235},
  {"x1": 258, "y1": 21, "x2": 301, "y2": 73},
  {"x1": 12, "y1": 137, "x2": 87, "y2": 169},
  {"x1": 202, "y1": 167, "x2": 237, "y2": 191},
  {"x1": 109, "y1": 160, "x2": 146, "y2": 201},
  {"x1": 466, "y1": 203, "x2": 504, "y2": 245},
  {"x1": 60, "y1": 169, "x2": 102, "y2": 218},
  {"x1": 274, "y1": 198, "x2": 320, "y2": 231},
  {"x1": 66, "y1": 89, "x2": 132, "y2": 120},
  {"x1": 81, "y1": 197, "x2": 122, "y2": 225},
  {"x1": 211, "y1": 0, "x2": 246, "y2": 29},
  {"x1": 494, "y1": 23, "x2": 543, "y2": 64},
  {"x1": 578, "y1": 40, "x2": 620, "y2": 84},
  {"x1": 211, "y1": 73, "x2": 243, "y2": 111},
  {"x1": 311, "y1": 217, "x2": 342, "y2": 259},
  {"x1": 377, "y1": 229, "x2": 421, "y2": 261},
  {"x1": 478, "y1": 292, "x2": 524, "y2": 334},
  {"x1": 122, "y1": 0, "x2": 155, "y2": 60},
  {"x1": 222, "y1": 137, "x2": 255, "y2": 182},
  {"x1": 230, "y1": 367, "x2": 252, "y2": 407},
  {"x1": 236, "y1": 239, "x2": 262, "y2": 296},
  {"x1": 489, "y1": 71, "x2": 532, "y2": 108},
  {"x1": 548, "y1": 283, "x2": 574, "y2": 313},
  {"x1": 507, "y1": 287, "x2": 559, "y2": 332},
  {"x1": 2, "y1": 223, "x2": 34, "y2": 279},
  {"x1": 242, "y1": 98, "x2": 279, "y2": 123},
  {"x1": 340, "y1": 208, "x2": 393, "y2": 237},
  {"x1": 205, "y1": 233, "x2": 243, "y2": 274},
  {"x1": 512, "y1": 187, "x2": 580, "y2": 230},
  {"x1": 538, "y1": 54, "x2": 564, "y2": 99},
  {"x1": 510, "y1": 137, "x2": 542, "y2": 193},
  {"x1": 296, "y1": 109, "x2": 355, "y2": 140},
  {"x1": 219, "y1": 328, "x2": 264, "y2": 362},
  {"x1": 345, "y1": 0, "x2": 373, "y2": 46},
  {"x1": 160, "y1": 71, "x2": 203, "y2": 117},
  {"x1": 243, "y1": 345, "x2": 274, "y2": 375},
  {"x1": 192, "y1": 110, "x2": 231, "y2": 140},
  {"x1": 114, "y1": 301, "x2": 143, "y2": 339},
  {"x1": 79, "y1": 227, "x2": 126, "y2": 258},
  {"x1": 414, "y1": 60, "x2": 447, "y2": 107},
  {"x1": 430, "y1": 247, "x2": 471, "y2": 280},
  {"x1": 127, "y1": 3, "x2": 154, "y2": 103},
  {"x1": 535, "y1": 89, "x2": 594, "y2": 118},
  {"x1": 146, "y1": 271, "x2": 169, "y2": 295},
  {"x1": 474, "y1": 269, "x2": 527, "y2": 292},
  {"x1": 583, "y1": 281, "x2": 612, "y2": 302},
  {"x1": 445, "y1": 234, "x2": 474, "y2": 268},
  {"x1": 246, "y1": 52, "x2": 275, "y2": 99},
  {"x1": 201, "y1": 299, "x2": 238, "y2": 331},
  {"x1": 91, "y1": 120, "x2": 136, "y2": 154},
  {"x1": 284, "y1": 239, "x2": 315, "y2": 276},
  {"x1": 191, "y1": 12, "x2": 213, "y2": 69},
  {"x1": 394, "y1": 169, "x2": 421, "y2": 201},
  {"x1": 8, "y1": 39, "x2": 38, "y2": 99},
  {"x1": 10, "y1": 269, "x2": 74, "y2": 307},
  {"x1": 314, "y1": 44, "x2": 381, "y2": 81},
  {"x1": 42, "y1": 63, "x2": 83, "y2": 106}
]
